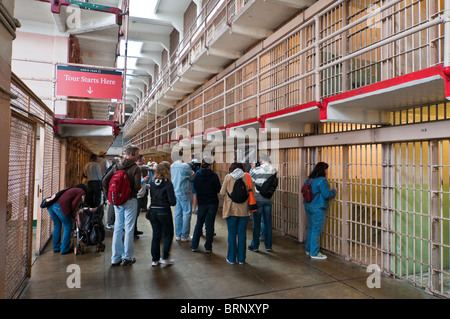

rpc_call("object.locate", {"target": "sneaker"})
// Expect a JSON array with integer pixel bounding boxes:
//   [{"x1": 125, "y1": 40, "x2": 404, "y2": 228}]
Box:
[
  {"x1": 305, "y1": 251, "x2": 310, "y2": 256},
  {"x1": 226, "y1": 258, "x2": 235, "y2": 265},
  {"x1": 111, "y1": 260, "x2": 122, "y2": 266},
  {"x1": 159, "y1": 258, "x2": 174, "y2": 265},
  {"x1": 181, "y1": 236, "x2": 192, "y2": 242},
  {"x1": 248, "y1": 245, "x2": 259, "y2": 252},
  {"x1": 266, "y1": 248, "x2": 272, "y2": 252},
  {"x1": 106, "y1": 224, "x2": 114, "y2": 230},
  {"x1": 151, "y1": 260, "x2": 159, "y2": 267},
  {"x1": 175, "y1": 236, "x2": 181, "y2": 241},
  {"x1": 205, "y1": 249, "x2": 212, "y2": 254},
  {"x1": 191, "y1": 248, "x2": 198, "y2": 252},
  {"x1": 310, "y1": 253, "x2": 327, "y2": 260},
  {"x1": 122, "y1": 258, "x2": 137, "y2": 266}
]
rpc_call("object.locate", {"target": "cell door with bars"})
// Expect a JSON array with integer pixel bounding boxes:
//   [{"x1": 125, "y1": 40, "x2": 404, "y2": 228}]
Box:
[
  {"x1": 318, "y1": 146, "x2": 344, "y2": 256},
  {"x1": 386, "y1": 140, "x2": 450, "y2": 297},
  {"x1": 6, "y1": 114, "x2": 36, "y2": 298},
  {"x1": 271, "y1": 148, "x2": 301, "y2": 239}
]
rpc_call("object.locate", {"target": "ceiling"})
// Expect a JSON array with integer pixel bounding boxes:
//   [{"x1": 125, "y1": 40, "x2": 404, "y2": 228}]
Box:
[
  {"x1": 12, "y1": 0, "x2": 315, "y2": 154},
  {"x1": 13, "y1": 0, "x2": 192, "y2": 154}
]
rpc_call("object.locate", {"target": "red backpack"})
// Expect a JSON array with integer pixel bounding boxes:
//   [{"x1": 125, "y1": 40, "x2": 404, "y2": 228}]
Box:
[
  {"x1": 108, "y1": 166, "x2": 131, "y2": 206},
  {"x1": 301, "y1": 178, "x2": 317, "y2": 203}
]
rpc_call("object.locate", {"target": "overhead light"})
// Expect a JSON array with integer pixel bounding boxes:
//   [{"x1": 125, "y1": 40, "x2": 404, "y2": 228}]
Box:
[
  {"x1": 119, "y1": 40, "x2": 143, "y2": 57},
  {"x1": 117, "y1": 56, "x2": 138, "y2": 69},
  {"x1": 129, "y1": 0, "x2": 158, "y2": 18}
]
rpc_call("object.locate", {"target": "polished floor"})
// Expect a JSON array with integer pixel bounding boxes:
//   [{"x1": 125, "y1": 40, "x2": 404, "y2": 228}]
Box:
[{"x1": 19, "y1": 207, "x2": 439, "y2": 300}]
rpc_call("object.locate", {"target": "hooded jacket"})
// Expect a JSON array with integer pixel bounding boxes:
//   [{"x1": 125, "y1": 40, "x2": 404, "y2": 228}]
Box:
[
  {"x1": 102, "y1": 158, "x2": 142, "y2": 200},
  {"x1": 219, "y1": 168, "x2": 255, "y2": 219},
  {"x1": 303, "y1": 176, "x2": 336, "y2": 210},
  {"x1": 249, "y1": 162, "x2": 277, "y2": 202},
  {"x1": 193, "y1": 168, "x2": 221, "y2": 205},
  {"x1": 149, "y1": 178, "x2": 176, "y2": 209}
]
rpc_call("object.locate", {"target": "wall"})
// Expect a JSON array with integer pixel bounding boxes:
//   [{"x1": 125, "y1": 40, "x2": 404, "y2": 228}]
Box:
[{"x1": 11, "y1": 31, "x2": 68, "y2": 116}]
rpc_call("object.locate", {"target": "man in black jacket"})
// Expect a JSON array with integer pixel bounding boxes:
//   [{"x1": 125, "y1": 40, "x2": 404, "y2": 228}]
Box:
[{"x1": 191, "y1": 157, "x2": 221, "y2": 253}]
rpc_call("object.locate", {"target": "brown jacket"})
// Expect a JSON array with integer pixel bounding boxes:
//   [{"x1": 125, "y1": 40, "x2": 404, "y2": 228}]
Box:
[{"x1": 220, "y1": 169, "x2": 255, "y2": 219}]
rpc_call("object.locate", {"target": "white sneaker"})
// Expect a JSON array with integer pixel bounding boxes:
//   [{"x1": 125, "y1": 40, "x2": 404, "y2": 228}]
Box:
[
  {"x1": 226, "y1": 258, "x2": 235, "y2": 265},
  {"x1": 310, "y1": 253, "x2": 327, "y2": 260},
  {"x1": 159, "y1": 258, "x2": 174, "y2": 265},
  {"x1": 152, "y1": 260, "x2": 159, "y2": 267},
  {"x1": 175, "y1": 236, "x2": 181, "y2": 241},
  {"x1": 181, "y1": 236, "x2": 192, "y2": 242}
]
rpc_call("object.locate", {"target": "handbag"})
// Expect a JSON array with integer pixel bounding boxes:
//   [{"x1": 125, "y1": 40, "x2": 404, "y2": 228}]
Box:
[{"x1": 245, "y1": 173, "x2": 258, "y2": 213}]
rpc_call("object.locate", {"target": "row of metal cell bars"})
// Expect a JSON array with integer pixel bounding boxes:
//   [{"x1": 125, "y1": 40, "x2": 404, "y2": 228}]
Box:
[
  {"x1": 386, "y1": 140, "x2": 450, "y2": 296},
  {"x1": 318, "y1": 146, "x2": 345, "y2": 256},
  {"x1": 6, "y1": 115, "x2": 35, "y2": 299},
  {"x1": 311, "y1": 140, "x2": 449, "y2": 297},
  {"x1": 271, "y1": 148, "x2": 302, "y2": 239}
]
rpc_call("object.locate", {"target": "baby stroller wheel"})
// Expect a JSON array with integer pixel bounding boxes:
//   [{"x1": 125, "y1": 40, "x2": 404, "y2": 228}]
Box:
[
  {"x1": 75, "y1": 244, "x2": 83, "y2": 255},
  {"x1": 96, "y1": 243, "x2": 105, "y2": 252}
]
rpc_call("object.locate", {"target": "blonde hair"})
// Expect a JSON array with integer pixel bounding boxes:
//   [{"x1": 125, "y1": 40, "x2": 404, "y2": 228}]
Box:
[{"x1": 154, "y1": 162, "x2": 171, "y2": 180}]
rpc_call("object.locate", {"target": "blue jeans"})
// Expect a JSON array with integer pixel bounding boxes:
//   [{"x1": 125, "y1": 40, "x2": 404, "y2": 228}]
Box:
[
  {"x1": 48, "y1": 203, "x2": 73, "y2": 254},
  {"x1": 226, "y1": 216, "x2": 250, "y2": 263},
  {"x1": 191, "y1": 204, "x2": 218, "y2": 251},
  {"x1": 305, "y1": 207, "x2": 327, "y2": 256},
  {"x1": 112, "y1": 198, "x2": 138, "y2": 263},
  {"x1": 149, "y1": 208, "x2": 174, "y2": 261},
  {"x1": 250, "y1": 201, "x2": 273, "y2": 250},
  {"x1": 174, "y1": 194, "x2": 191, "y2": 239}
]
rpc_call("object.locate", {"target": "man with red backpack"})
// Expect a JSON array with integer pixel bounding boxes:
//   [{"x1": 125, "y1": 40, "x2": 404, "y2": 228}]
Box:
[{"x1": 102, "y1": 145, "x2": 142, "y2": 266}]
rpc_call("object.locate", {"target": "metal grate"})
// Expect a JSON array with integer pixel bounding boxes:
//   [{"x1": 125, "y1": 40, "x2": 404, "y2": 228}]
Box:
[{"x1": 6, "y1": 115, "x2": 35, "y2": 299}]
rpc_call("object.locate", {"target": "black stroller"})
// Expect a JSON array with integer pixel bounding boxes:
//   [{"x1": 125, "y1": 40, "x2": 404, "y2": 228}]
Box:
[{"x1": 74, "y1": 206, "x2": 106, "y2": 255}]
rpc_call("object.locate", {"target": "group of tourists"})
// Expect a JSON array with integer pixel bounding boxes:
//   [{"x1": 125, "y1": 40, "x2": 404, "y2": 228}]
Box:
[{"x1": 45, "y1": 143, "x2": 337, "y2": 266}]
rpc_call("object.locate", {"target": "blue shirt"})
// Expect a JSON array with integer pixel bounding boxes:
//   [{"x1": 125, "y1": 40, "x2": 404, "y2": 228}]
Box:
[
  {"x1": 170, "y1": 160, "x2": 192, "y2": 196},
  {"x1": 303, "y1": 177, "x2": 336, "y2": 210}
]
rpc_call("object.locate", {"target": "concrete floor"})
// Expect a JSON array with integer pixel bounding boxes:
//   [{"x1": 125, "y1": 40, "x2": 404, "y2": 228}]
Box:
[{"x1": 19, "y1": 209, "x2": 438, "y2": 300}]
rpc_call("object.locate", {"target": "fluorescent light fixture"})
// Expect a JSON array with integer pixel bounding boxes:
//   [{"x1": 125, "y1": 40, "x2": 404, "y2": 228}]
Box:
[
  {"x1": 129, "y1": 0, "x2": 158, "y2": 19},
  {"x1": 117, "y1": 56, "x2": 138, "y2": 70},
  {"x1": 119, "y1": 40, "x2": 143, "y2": 57}
]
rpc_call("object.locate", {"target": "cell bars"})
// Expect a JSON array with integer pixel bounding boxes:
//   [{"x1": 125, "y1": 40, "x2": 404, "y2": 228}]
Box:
[{"x1": 309, "y1": 138, "x2": 450, "y2": 296}]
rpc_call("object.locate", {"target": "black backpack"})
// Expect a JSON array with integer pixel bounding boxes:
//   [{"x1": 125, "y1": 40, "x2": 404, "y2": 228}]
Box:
[
  {"x1": 78, "y1": 206, "x2": 105, "y2": 245},
  {"x1": 227, "y1": 178, "x2": 249, "y2": 203},
  {"x1": 256, "y1": 173, "x2": 278, "y2": 199}
]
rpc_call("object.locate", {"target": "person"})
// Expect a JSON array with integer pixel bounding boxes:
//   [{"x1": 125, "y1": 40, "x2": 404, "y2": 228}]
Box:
[
  {"x1": 190, "y1": 154, "x2": 201, "y2": 214},
  {"x1": 248, "y1": 154, "x2": 277, "y2": 252},
  {"x1": 83, "y1": 154, "x2": 103, "y2": 207},
  {"x1": 135, "y1": 154, "x2": 149, "y2": 239},
  {"x1": 147, "y1": 161, "x2": 177, "y2": 266},
  {"x1": 47, "y1": 184, "x2": 87, "y2": 254},
  {"x1": 98, "y1": 151, "x2": 110, "y2": 176},
  {"x1": 171, "y1": 149, "x2": 194, "y2": 242},
  {"x1": 191, "y1": 157, "x2": 221, "y2": 253},
  {"x1": 105, "y1": 158, "x2": 119, "y2": 230},
  {"x1": 102, "y1": 144, "x2": 142, "y2": 266},
  {"x1": 98, "y1": 151, "x2": 111, "y2": 205},
  {"x1": 303, "y1": 162, "x2": 337, "y2": 260},
  {"x1": 220, "y1": 162, "x2": 255, "y2": 264}
]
